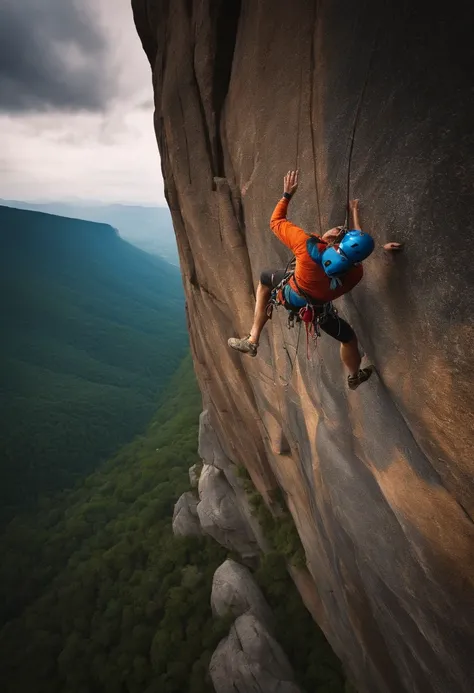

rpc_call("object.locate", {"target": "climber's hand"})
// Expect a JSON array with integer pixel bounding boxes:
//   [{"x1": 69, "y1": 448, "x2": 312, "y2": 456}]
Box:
[
  {"x1": 383, "y1": 242, "x2": 404, "y2": 251},
  {"x1": 284, "y1": 170, "x2": 299, "y2": 196},
  {"x1": 322, "y1": 227, "x2": 344, "y2": 244}
]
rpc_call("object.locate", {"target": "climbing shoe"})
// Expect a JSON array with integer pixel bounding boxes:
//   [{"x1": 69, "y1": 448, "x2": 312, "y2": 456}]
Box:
[
  {"x1": 348, "y1": 366, "x2": 373, "y2": 390},
  {"x1": 228, "y1": 335, "x2": 258, "y2": 357}
]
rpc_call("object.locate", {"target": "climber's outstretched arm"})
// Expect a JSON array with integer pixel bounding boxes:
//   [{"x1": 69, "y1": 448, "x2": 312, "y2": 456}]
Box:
[
  {"x1": 270, "y1": 170, "x2": 307, "y2": 250},
  {"x1": 349, "y1": 198, "x2": 403, "y2": 251},
  {"x1": 349, "y1": 198, "x2": 362, "y2": 231}
]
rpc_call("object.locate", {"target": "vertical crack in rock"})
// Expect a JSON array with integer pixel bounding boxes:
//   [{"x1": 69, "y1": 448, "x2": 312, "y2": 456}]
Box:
[
  {"x1": 308, "y1": 0, "x2": 323, "y2": 236},
  {"x1": 177, "y1": 85, "x2": 193, "y2": 185},
  {"x1": 212, "y1": 0, "x2": 241, "y2": 177}
]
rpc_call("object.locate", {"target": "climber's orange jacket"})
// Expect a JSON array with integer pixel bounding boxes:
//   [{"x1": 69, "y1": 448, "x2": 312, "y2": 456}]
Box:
[{"x1": 270, "y1": 198, "x2": 363, "y2": 303}]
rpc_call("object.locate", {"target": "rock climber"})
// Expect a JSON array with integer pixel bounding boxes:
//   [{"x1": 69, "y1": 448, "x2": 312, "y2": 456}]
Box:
[{"x1": 228, "y1": 170, "x2": 402, "y2": 390}]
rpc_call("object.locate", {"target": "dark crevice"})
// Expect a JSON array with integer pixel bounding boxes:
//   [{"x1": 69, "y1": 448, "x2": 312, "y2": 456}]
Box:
[
  {"x1": 183, "y1": 0, "x2": 193, "y2": 20},
  {"x1": 220, "y1": 125, "x2": 247, "y2": 241},
  {"x1": 212, "y1": 0, "x2": 241, "y2": 177},
  {"x1": 216, "y1": 191, "x2": 224, "y2": 244},
  {"x1": 159, "y1": 1, "x2": 170, "y2": 93},
  {"x1": 177, "y1": 86, "x2": 192, "y2": 185},
  {"x1": 309, "y1": 0, "x2": 323, "y2": 235},
  {"x1": 190, "y1": 67, "x2": 216, "y2": 185},
  {"x1": 199, "y1": 284, "x2": 228, "y2": 308},
  {"x1": 131, "y1": 0, "x2": 156, "y2": 66},
  {"x1": 457, "y1": 500, "x2": 474, "y2": 526},
  {"x1": 189, "y1": 270, "x2": 199, "y2": 289}
]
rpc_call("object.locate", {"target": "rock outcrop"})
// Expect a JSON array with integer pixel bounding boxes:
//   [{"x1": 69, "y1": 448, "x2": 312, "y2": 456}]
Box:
[
  {"x1": 133, "y1": 2, "x2": 474, "y2": 692},
  {"x1": 198, "y1": 410, "x2": 268, "y2": 552},
  {"x1": 173, "y1": 413, "x2": 266, "y2": 554},
  {"x1": 209, "y1": 613, "x2": 303, "y2": 693},
  {"x1": 172, "y1": 491, "x2": 201, "y2": 536},
  {"x1": 211, "y1": 559, "x2": 274, "y2": 629},
  {"x1": 197, "y1": 463, "x2": 259, "y2": 558},
  {"x1": 189, "y1": 463, "x2": 200, "y2": 488}
]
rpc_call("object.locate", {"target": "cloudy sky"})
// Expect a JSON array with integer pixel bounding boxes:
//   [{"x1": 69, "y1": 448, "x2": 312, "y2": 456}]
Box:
[{"x1": 0, "y1": 0, "x2": 166, "y2": 205}]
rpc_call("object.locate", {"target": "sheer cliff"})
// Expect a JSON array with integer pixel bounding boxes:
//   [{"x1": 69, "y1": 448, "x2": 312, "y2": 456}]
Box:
[{"x1": 132, "y1": 2, "x2": 474, "y2": 692}]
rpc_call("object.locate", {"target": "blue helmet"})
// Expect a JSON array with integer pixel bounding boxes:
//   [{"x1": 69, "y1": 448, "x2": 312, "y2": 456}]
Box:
[
  {"x1": 320, "y1": 231, "x2": 374, "y2": 279},
  {"x1": 339, "y1": 230, "x2": 375, "y2": 263},
  {"x1": 320, "y1": 246, "x2": 352, "y2": 277}
]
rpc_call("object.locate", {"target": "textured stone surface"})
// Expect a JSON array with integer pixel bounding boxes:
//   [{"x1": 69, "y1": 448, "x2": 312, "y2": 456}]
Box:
[
  {"x1": 172, "y1": 491, "x2": 201, "y2": 537},
  {"x1": 209, "y1": 613, "x2": 302, "y2": 693},
  {"x1": 189, "y1": 463, "x2": 200, "y2": 488},
  {"x1": 197, "y1": 463, "x2": 260, "y2": 558},
  {"x1": 133, "y1": 2, "x2": 474, "y2": 692},
  {"x1": 199, "y1": 409, "x2": 269, "y2": 553},
  {"x1": 211, "y1": 559, "x2": 274, "y2": 628}
]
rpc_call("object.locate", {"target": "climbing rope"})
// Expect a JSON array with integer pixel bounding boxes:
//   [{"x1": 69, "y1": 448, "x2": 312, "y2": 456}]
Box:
[
  {"x1": 343, "y1": 30, "x2": 380, "y2": 227},
  {"x1": 309, "y1": 37, "x2": 323, "y2": 235},
  {"x1": 294, "y1": 63, "x2": 304, "y2": 170},
  {"x1": 272, "y1": 18, "x2": 379, "y2": 378}
]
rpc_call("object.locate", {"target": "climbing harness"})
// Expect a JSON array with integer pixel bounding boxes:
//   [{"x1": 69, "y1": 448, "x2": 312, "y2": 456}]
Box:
[
  {"x1": 296, "y1": 301, "x2": 340, "y2": 360},
  {"x1": 266, "y1": 263, "x2": 340, "y2": 362}
]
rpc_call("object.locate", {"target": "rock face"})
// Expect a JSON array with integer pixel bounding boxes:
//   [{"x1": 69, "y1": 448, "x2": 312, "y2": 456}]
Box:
[
  {"x1": 172, "y1": 491, "x2": 201, "y2": 536},
  {"x1": 209, "y1": 613, "x2": 303, "y2": 693},
  {"x1": 133, "y1": 2, "x2": 474, "y2": 692},
  {"x1": 211, "y1": 559, "x2": 274, "y2": 629}
]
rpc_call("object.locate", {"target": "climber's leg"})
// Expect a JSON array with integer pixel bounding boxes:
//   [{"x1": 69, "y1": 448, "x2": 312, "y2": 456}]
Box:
[
  {"x1": 340, "y1": 338, "x2": 361, "y2": 375},
  {"x1": 249, "y1": 281, "x2": 272, "y2": 343},
  {"x1": 319, "y1": 314, "x2": 373, "y2": 389},
  {"x1": 228, "y1": 269, "x2": 285, "y2": 356}
]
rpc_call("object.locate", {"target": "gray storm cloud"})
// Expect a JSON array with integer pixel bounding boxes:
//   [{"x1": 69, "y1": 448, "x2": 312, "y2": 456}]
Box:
[
  {"x1": 0, "y1": 0, "x2": 163, "y2": 204},
  {"x1": 0, "y1": 0, "x2": 115, "y2": 112}
]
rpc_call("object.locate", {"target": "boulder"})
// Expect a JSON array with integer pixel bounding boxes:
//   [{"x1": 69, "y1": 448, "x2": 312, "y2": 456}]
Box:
[
  {"x1": 211, "y1": 559, "x2": 274, "y2": 629},
  {"x1": 209, "y1": 613, "x2": 302, "y2": 693},
  {"x1": 197, "y1": 464, "x2": 259, "y2": 558},
  {"x1": 172, "y1": 491, "x2": 201, "y2": 537},
  {"x1": 189, "y1": 463, "x2": 200, "y2": 488}
]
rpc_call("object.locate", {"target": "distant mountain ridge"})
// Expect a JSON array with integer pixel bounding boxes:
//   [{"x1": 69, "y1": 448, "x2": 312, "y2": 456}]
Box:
[
  {"x1": 0, "y1": 204, "x2": 187, "y2": 523},
  {"x1": 0, "y1": 199, "x2": 179, "y2": 264}
]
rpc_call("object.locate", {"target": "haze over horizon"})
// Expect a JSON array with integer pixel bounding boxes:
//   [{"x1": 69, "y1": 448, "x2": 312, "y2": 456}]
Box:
[{"x1": 0, "y1": 0, "x2": 166, "y2": 206}]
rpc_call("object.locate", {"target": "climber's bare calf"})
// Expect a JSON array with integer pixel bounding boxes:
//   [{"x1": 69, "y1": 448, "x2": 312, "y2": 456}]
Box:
[
  {"x1": 228, "y1": 276, "x2": 273, "y2": 358},
  {"x1": 249, "y1": 281, "x2": 272, "y2": 345}
]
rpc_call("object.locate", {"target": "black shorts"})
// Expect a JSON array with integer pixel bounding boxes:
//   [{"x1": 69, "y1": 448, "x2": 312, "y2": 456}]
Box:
[
  {"x1": 260, "y1": 268, "x2": 288, "y2": 290},
  {"x1": 260, "y1": 267, "x2": 355, "y2": 344}
]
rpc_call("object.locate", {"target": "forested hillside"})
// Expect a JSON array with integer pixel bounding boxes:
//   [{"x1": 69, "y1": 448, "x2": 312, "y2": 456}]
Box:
[
  {"x1": 0, "y1": 356, "x2": 346, "y2": 693},
  {"x1": 0, "y1": 200, "x2": 179, "y2": 264},
  {"x1": 0, "y1": 204, "x2": 187, "y2": 522},
  {"x1": 0, "y1": 356, "x2": 228, "y2": 693}
]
